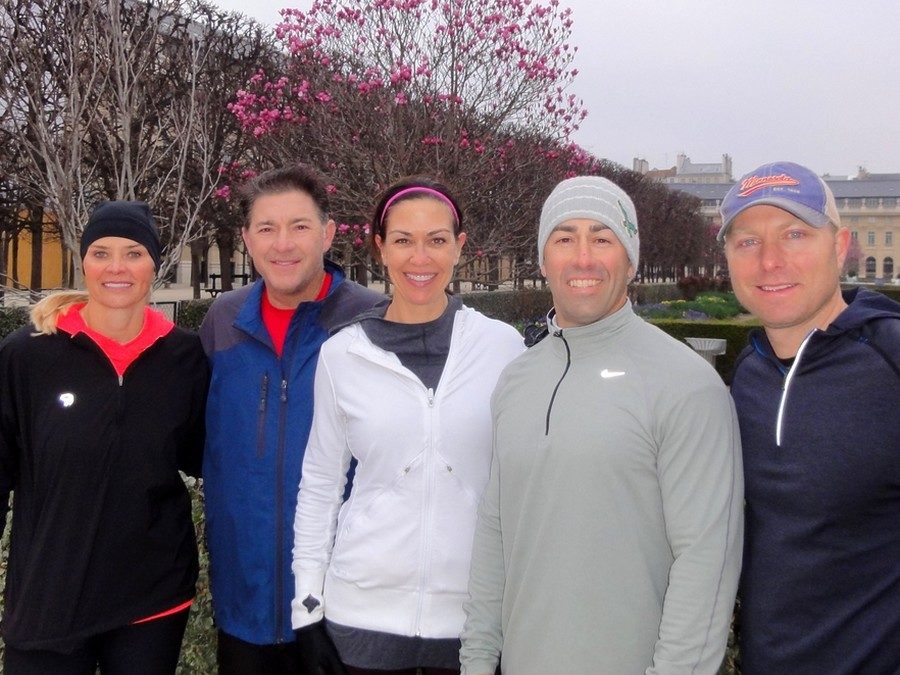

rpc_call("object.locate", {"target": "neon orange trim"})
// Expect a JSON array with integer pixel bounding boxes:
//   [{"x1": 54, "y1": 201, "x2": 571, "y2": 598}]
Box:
[{"x1": 132, "y1": 599, "x2": 193, "y2": 625}]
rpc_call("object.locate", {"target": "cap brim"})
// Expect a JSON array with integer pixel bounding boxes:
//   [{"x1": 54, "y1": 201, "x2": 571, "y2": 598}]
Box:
[{"x1": 717, "y1": 197, "x2": 833, "y2": 242}]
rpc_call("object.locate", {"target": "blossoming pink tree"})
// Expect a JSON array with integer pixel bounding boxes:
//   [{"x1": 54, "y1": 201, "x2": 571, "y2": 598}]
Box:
[{"x1": 228, "y1": 0, "x2": 594, "y2": 285}]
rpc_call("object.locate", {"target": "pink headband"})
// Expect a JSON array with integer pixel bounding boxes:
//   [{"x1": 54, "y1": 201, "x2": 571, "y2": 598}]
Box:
[{"x1": 381, "y1": 187, "x2": 460, "y2": 226}]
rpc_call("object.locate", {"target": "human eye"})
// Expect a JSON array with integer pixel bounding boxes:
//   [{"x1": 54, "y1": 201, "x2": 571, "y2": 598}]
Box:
[
  {"x1": 91, "y1": 249, "x2": 108, "y2": 258},
  {"x1": 785, "y1": 229, "x2": 806, "y2": 240},
  {"x1": 431, "y1": 236, "x2": 448, "y2": 245},
  {"x1": 127, "y1": 249, "x2": 143, "y2": 258}
]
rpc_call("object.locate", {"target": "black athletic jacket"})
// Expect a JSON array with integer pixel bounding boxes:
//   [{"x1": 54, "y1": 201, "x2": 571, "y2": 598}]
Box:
[{"x1": 0, "y1": 323, "x2": 209, "y2": 652}]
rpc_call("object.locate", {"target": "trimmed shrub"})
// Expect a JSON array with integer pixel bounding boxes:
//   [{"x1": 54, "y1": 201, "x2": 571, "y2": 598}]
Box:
[
  {"x1": 677, "y1": 275, "x2": 732, "y2": 301},
  {"x1": 632, "y1": 283, "x2": 682, "y2": 305},
  {"x1": 0, "y1": 306, "x2": 29, "y2": 339},
  {"x1": 179, "y1": 298, "x2": 215, "y2": 332},
  {"x1": 636, "y1": 292, "x2": 745, "y2": 321},
  {"x1": 459, "y1": 288, "x2": 552, "y2": 324},
  {"x1": 649, "y1": 319, "x2": 758, "y2": 383}
]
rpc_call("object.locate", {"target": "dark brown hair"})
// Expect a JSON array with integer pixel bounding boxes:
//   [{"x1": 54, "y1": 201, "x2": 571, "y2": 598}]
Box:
[
  {"x1": 369, "y1": 176, "x2": 464, "y2": 261},
  {"x1": 237, "y1": 164, "x2": 330, "y2": 227}
]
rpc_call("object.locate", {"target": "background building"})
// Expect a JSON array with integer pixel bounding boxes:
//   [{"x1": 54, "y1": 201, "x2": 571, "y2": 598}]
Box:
[
  {"x1": 634, "y1": 153, "x2": 733, "y2": 184},
  {"x1": 644, "y1": 159, "x2": 898, "y2": 282}
]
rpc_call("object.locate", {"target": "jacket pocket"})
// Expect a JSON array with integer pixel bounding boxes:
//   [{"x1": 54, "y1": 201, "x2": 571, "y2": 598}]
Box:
[
  {"x1": 330, "y1": 453, "x2": 423, "y2": 590},
  {"x1": 428, "y1": 453, "x2": 483, "y2": 594}
]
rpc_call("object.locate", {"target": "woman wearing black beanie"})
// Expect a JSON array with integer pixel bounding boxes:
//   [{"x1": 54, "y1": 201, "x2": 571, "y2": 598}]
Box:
[{"x1": 0, "y1": 201, "x2": 209, "y2": 674}]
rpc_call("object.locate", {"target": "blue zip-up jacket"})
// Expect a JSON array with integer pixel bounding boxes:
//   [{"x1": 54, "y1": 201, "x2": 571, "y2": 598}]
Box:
[
  {"x1": 200, "y1": 261, "x2": 384, "y2": 645},
  {"x1": 731, "y1": 288, "x2": 900, "y2": 675}
]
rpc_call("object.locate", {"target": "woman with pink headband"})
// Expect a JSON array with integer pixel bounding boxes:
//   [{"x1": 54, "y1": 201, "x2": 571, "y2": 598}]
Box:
[{"x1": 291, "y1": 177, "x2": 523, "y2": 675}]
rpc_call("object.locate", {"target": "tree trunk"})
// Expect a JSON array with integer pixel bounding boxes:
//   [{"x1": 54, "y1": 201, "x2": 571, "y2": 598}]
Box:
[
  {"x1": 30, "y1": 205, "x2": 44, "y2": 291},
  {"x1": 11, "y1": 233, "x2": 19, "y2": 284},
  {"x1": 190, "y1": 239, "x2": 205, "y2": 300},
  {"x1": 0, "y1": 231, "x2": 8, "y2": 302},
  {"x1": 217, "y1": 232, "x2": 235, "y2": 292},
  {"x1": 354, "y1": 255, "x2": 368, "y2": 287}
]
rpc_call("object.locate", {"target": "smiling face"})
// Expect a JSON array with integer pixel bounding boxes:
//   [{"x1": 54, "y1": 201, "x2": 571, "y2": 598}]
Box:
[
  {"x1": 375, "y1": 196, "x2": 466, "y2": 323},
  {"x1": 82, "y1": 236, "x2": 155, "y2": 312},
  {"x1": 242, "y1": 189, "x2": 336, "y2": 309},
  {"x1": 724, "y1": 204, "x2": 849, "y2": 356},
  {"x1": 540, "y1": 218, "x2": 633, "y2": 328}
]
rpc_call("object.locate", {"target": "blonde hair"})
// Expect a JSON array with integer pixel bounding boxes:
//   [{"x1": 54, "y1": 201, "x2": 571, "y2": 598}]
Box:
[{"x1": 30, "y1": 291, "x2": 89, "y2": 336}]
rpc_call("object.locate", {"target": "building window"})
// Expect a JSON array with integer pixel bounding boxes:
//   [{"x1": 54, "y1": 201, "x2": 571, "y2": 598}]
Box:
[
  {"x1": 884, "y1": 197, "x2": 898, "y2": 208},
  {"x1": 884, "y1": 257, "x2": 894, "y2": 278},
  {"x1": 851, "y1": 230, "x2": 859, "y2": 241},
  {"x1": 868, "y1": 231, "x2": 876, "y2": 246},
  {"x1": 847, "y1": 198, "x2": 862, "y2": 209},
  {"x1": 864, "y1": 197, "x2": 880, "y2": 208},
  {"x1": 886, "y1": 231, "x2": 893, "y2": 246},
  {"x1": 865, "y1": 256, "x2": 877, "y2": 278}
]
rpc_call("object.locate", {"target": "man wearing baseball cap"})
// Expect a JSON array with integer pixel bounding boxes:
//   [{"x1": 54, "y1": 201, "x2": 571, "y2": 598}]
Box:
[
  {"x1": 460, "y1": 176, "x2": 743, "y2": 674},
  {"x1": 720, "y1": 161, "x2": 900, "y2": 674}
]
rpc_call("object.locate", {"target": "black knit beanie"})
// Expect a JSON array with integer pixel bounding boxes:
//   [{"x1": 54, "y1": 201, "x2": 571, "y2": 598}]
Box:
[{"x1": 80, "y1": 201, "x2": 161, "y2": 270}]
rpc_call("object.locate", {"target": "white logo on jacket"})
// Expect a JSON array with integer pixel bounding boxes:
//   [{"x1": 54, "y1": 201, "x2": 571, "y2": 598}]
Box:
[
  {"x1": 58, "y1": 392, "x2": 75, "y2": 407},
  {"x1": 600, "y1": 369, "x2": 626, "y2": 379}
]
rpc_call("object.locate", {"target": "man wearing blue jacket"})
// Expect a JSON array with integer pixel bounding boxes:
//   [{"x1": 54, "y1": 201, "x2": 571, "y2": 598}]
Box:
[
  {"x1": 200, "y1": 165, "x2": 384, "y2": 674},
  {"x1": 720, "y1": 161, "x2": 900, "y2": 674}
]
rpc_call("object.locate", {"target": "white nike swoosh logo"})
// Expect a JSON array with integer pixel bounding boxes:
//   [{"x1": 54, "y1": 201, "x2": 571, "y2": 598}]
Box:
[{"x1": 600, "y1": 369, "x2": 625, "y2": 379}]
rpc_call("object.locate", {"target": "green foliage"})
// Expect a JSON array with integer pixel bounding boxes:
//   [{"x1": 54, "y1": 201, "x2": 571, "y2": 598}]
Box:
[
  {"x1": 0, "y1": 306, "x2": 30, "y2": 339},
  {"x1": 178, "y1": 478, "x2": 217, "y2": 673},
  {"x1": 459, "y1": 288, "x2": 552, "y2": 323},
  {"x1": 649, "y1": 318, "x2": 759, "y2": 383},
  {"x1": 632, "y1": 283, "x2": 683, "y2": 305},
  {"x1": 637, "y1": 292, "x2": 745, "y2": 321},
  {"x1": 179, "y1": 299, "x2": 215, "y2": 333},
  {"x1": 676, "y1": 275, "x2": 732, "y2": 300}
]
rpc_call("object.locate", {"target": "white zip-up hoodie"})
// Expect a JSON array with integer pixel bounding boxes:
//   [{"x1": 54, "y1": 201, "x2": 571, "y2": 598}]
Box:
[{"x1": 291, "y1": 306, "x2": 523, "y2": 638}]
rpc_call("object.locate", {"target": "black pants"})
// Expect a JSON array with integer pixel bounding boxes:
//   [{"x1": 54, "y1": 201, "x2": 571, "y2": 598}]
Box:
[
  {"x1": 3, "y1": 609, "x2": 189, "y2": 675},
  {"x1": 217, "y1": 630, "x2": 302, "y2": 675}
]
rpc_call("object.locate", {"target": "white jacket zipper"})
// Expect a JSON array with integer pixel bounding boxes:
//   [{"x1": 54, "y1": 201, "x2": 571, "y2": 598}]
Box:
[{"x1": 776, "y1": 330, "x2": 816, "y2": 447}]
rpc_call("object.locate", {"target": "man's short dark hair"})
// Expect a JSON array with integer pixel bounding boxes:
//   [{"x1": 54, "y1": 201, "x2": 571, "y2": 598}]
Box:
[{"x1": 237, "y1": 164, "x2": 331, "y2": 227}]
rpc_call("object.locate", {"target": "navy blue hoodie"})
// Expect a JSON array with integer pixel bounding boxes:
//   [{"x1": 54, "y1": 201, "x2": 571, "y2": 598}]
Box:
[{"x1": 731, "y1": 288, "x2": 900, "y2": 675}]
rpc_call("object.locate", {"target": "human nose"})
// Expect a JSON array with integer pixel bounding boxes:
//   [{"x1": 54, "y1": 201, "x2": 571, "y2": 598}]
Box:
[
  {"x1": 273, "y1": 228, "x2": 295, "y2": 251},
  {"x1": 759, "y1": 239, "x2": 785, "y2": 271},
  {"x1": 573, "y1": 238, "x2": 593, "y2": 266},
  {"x1": 410, "y1": 241, "x2": 430, "y2": 264},
  {"x1": 106, "y1": 254, "x2": 126, "y2": 272}
]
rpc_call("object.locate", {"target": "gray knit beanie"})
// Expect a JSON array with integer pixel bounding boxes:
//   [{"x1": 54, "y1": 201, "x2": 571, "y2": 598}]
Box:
[{"x1": 538, "y1": 176, "x2": 640, "y2": 270}]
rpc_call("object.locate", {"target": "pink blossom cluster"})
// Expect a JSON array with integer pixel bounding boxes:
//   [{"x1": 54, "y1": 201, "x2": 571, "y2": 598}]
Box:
[{"x1": 334, "y1": 222, "x2": 371, "y2": 249}]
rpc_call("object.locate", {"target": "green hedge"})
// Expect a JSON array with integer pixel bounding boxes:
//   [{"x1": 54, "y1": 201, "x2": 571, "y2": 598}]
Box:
[
  {"x1": 179, "y1": 298, "x2": 214, "y2": 333},
  {"x1": 0, "y1": 306, "x2": 29, "y2": 337},
  {"x1": 649, "y1": 319, "x2": 758, "y2": 383}
]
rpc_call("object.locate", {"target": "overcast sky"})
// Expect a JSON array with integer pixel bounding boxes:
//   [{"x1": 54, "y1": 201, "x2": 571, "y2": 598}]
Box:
[{"x1": 213, "y1": 0, "x2": 900, "y2": 179}]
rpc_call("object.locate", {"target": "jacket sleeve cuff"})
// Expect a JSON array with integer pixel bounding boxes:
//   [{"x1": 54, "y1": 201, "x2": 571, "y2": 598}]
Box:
[
  {"x1": 290, "y1": 568, "x2": 327, "y2": 629},
  {"x1": 460, "y1": 660, "x2": 499, "y2": 675}
]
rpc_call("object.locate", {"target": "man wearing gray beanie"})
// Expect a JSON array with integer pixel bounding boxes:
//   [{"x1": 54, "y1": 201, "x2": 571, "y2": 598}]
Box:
[{"x1": 461, "y1": 175, "x2": 743, "y2": 675}]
